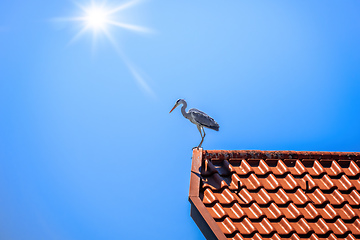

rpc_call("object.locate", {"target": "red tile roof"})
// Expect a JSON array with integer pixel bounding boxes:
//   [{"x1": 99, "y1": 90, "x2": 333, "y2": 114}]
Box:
[{"x1": 189, "y1": 149, "x2": 360, "y2": 240}]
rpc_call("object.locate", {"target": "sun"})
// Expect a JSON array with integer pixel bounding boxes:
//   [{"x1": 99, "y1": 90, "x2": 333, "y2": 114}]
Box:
[
  {"x1": 58, "y1": 0, "x2": 152, "y2": 45},
  {"x1": 84, "y1": 6, "x2": 109, "y2": 30},
  {"x1": 54, "y1": 0, "x2": 155, "y2": 97}
]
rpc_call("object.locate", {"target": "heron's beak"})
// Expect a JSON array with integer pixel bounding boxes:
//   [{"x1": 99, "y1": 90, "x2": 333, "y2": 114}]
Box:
[{"x1": 169, "y1": 104, "x2": 177, "y2": 113}]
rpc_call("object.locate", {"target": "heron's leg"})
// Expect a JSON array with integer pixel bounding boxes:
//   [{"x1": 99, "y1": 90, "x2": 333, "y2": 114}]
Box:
[
  {"x1": 192, "y1": 125, "x2": 203, "y2": 149},
  {"x1": 197, "y1": 125, "x2": 203, "y2": 138},
  {"x1": 198, "y1": 126, "x2": 205, "y2": 148},
  {"x1": 199, "y1": 127, "x2": 206, "y2": 147}
]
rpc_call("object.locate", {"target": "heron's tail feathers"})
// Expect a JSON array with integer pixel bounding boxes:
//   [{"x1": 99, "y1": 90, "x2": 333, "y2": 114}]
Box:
[{"x1": 207, "y1": 125, "x2": 219, "y2": 131}]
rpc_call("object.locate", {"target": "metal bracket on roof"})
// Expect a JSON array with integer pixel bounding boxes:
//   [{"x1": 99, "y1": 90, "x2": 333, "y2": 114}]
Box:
[
  {"x1": 232, "y1": 181, "x2": 248, "y2": 204},
  {"x1": 205, "y1": 159, "x2": 208, "y2": 172},
  {"x1": 235, "y1": 181, "x2": 241, "y2": 194},
  {"x1": 232, "y1": 181, "x2": 242, "y2": 194},
  {"x1": 202, "y1": 159, "x2": 211, "y2": 173}
]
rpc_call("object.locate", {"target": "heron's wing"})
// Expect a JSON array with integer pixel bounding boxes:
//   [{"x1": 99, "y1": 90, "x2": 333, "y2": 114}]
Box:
[{"x1": 189, "y1": 108, "x2": 219, "y2": 131}]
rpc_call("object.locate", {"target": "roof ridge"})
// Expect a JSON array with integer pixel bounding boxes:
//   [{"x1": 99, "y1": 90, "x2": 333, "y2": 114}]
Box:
[{"x1": 202, "y1": 149, "x2": 360, "y2": 161}]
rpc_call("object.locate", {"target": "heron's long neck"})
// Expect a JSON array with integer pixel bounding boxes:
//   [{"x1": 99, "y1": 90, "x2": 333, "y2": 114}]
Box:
[{"x1": 180, "y1": 101, "x2": 190, "y2": 119}]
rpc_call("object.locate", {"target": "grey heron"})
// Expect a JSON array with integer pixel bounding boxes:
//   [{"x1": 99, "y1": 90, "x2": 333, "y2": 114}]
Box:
[{"x1": 169, "y1": 99, "x2": 219, "y2": 148}]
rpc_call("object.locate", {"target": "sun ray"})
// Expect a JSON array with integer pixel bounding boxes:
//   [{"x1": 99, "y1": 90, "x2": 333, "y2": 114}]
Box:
[
  {"x1": 101, "y1": 27, "x2": 155, "y2": 97},
  {"x1": 52, "y1": 17, "x2": 87, "y2": 22},
  {"x1": 126, "y1": 63, "x2": 155, "y2": 97},
  {"x1": 67, "y1": 25, "x2": 91, "y2": 46},
  {"x1": 101, "y1": 26, "x2": 123, "y2": 54},
  {"x1": 106, "y1": 0, "x2": 141, "y2": 15},
  {"x1": 106, "y1": 20, "x2": 151, "y2": 33}
]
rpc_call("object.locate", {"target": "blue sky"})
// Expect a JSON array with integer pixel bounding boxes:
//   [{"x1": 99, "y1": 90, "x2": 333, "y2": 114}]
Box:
[{"x1": 0, "y1": 0, "x2": 359, "y2": 239}]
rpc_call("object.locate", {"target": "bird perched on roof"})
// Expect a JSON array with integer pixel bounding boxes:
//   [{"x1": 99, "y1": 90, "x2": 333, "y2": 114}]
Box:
[{"x1": 169, "y1": 99, "x2": 219, "y2": 148}]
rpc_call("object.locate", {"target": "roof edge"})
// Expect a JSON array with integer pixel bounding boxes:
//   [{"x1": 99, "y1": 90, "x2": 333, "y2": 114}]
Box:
[
  {"x1": 189, "y1": 196, "x2": 226, "y2": 240},
  {"x1": 189, "y1": 148, "x2": 227, "y2": 240},
  {"x1": 189, "y1": 148, "x2": 202, "y2": 197},
  {"x1": 202, "y1": 149, "x2": 360, "y2": 161}
]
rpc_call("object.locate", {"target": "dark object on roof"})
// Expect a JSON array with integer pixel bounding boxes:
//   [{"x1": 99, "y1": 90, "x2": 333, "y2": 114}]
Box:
[{"x1": 189, "y1": 149, "x2": 360, "y2": 240}]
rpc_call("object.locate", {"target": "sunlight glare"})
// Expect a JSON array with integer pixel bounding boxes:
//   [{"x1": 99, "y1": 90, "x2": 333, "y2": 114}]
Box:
[
  {"x1": 57, "y1": 0, "x2": 152, "y2": 42},
  {"x1": 84, "y1": 7, "x2": 108, "y2": 30},
  {"x1": 55, "y1": 0, "x2": 155, "y2": 97}
]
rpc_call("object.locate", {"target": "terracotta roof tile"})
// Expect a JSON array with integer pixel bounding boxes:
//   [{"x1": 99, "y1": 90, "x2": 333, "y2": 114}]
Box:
[
  {"x1": 233, "y1": 217, "x2": 256, "y2": 235},
  {"x1": 248, "y1": 188, "x2": 272, "y2": 205},
  {"x1": 308, "y1": 218, "x2": 331, "y2": 235},
  {"x1": 203, "y1": 188, "x2": 217, "y2": 204},
  {"x1": 344, "y1": 190, "x2": 360, "y2": 206},
  {"x1": 242, "y1": 203, "x2": 265, "y2": 220},
  {"x1": 329, "y1": 219, "x2": 350, "y2": 235},
  {"x1": 261, "y1": 203, "x2": 283, "y2": 220},
  {"x1": 286, "y1": 160, "x2": 307, "y2": 176},
  {"x1": 265, "y1": 189, "x2": 289, "y2": 205},
  {"x1": 308, "y1": 188, "x2": 327, "y2": 205},
  {"x1": 258, "y1": 174, "x2": 281, "y2": 191},
  {"x1": 336, "y1": 204, "x2": 357, "y2": 220},
  {"x1": 189, "y1": 149, "x2": 360, "y2": 240},
  {"x1": 230, "y1": 233, "x2": 243, "y2": 240},
  {"x1": 237, "y1": 188, "x2": 254, "y2": 205},
  {"x1": 252, "y1": 218, "x2": 275, "y2": 235},
  {"x1": 346, "y1": 219, "x2": 360, "y2": 235},
  {"x1": 213, "y1": 189, "x2": 237, "y2": 205},
  {"x1": 342, "y1": 161, "x2": 360, "y2": 177},
  {"x1": 349, "y1": 179, "x2": 360, "y2": 191},
  {"x1": 207, "y1": 203, "x2": 227, "y2": 219},
  {"x1": 287, "y1": 189, "x2": 310, "y2": 205},
  {"x1": 288, "y1": 218, "x2": 311, "y2": 235},
  {"x1": 223, "y1": 203, "x2": 245, "y2": 220},
  {"x1": 322, "y1": 161, "x2": 344, "y2": 177},
  {"x1": 278, "y1": 203, "x2": 301, "y2": 220},
  {"x1": 272, "y1": 218, "x2": 294, "y2": 235},
  {"x1": 267, "y1": 160, "x2": 290, "y2": 176},
  {"x1": 218, "y1": 217, "x2": 237, "y2": 235},
  {"x1": 317, "y1": 204, "x2": 338, "y2": 220},
  {"x1": 313, "y1": 175, "x2": 336, "y2": 190},
  {"x1": 324, "y1": 189, "x2": 346, "y2": 205},
  {"x1": 297, "y1": 203, "x2": 319, "y2": 220}
]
